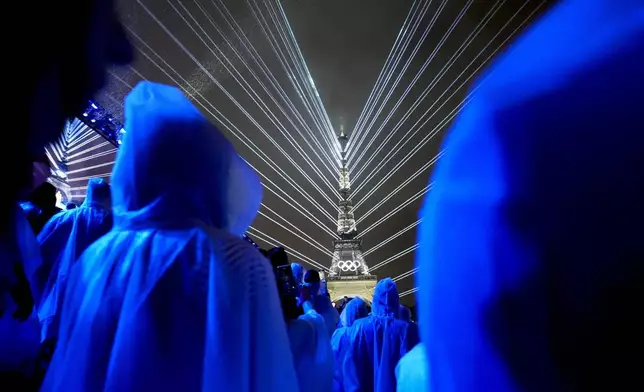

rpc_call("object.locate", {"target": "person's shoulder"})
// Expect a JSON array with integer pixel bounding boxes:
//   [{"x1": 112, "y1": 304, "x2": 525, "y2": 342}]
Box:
[
  {"x1": 209, "y1": 230, "x2": 271, "y2": 271},
  {"x1": 204, "y1": 229, "x2": 276, "y2": 299},
  {"x1": 348, "y1": 315, "x2": 371, "y2": 333}
]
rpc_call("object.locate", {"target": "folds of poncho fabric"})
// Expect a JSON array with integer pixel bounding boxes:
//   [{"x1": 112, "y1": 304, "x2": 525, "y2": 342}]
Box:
[
  {"x1": 395, "y1": 343, "x2": 428, "y2": 392},
  {"x1": 416, "y1": 1, "x2": 644, "y2": 391},
  {"x1": 343, "y1": 278, "x2": 419, "y2": 392},
  {"x1": 0, "y1": 208, "x2": 41, "y2": 373},
  {"x1": 331, "y1": 298, "x2": 368, "y2": 392},
  {"x1": 36, "y1": 178, "x2": 113, "y2": 342},
  {"x1": 42, "y1": 82, "x2": 299, "y2": 392},
  {"x1": 289, "y1": 309, "x2": 334, "y2": 392}
]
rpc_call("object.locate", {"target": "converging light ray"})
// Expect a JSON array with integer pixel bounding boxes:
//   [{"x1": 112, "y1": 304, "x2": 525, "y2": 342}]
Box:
[
  {"x1": 362, "y1": 219, "x2": 422, "y2": 258},
  {"x1": 245, "y1": 0, "x2": 339, "y2": 155},
  {"x1": 274, "y1": 0, "x2": 338, "y2": 146},
  {"x1": 348, "y1": 0, "x2": 477, "y2": 166},
  {"x1": 249, "y1": 227, "x2": 329, "y2": 272},
  {"x1": 370, "y1": 244, "x2": 419, "y2": 271},
  {"x1": 349, "y1": 0, "x2": 420, "y2": 146},
  {"x1": 348, "y1": 0, "x2": 458, "y2": 161},
  {"x1": 348, "y1": 0, "x2": 432, "y2": 152},
  {"x1": 127, "y1": 6, "x2": 340, "y2": 222},
  {"x1": 357, "y1": 184, "x2": 432, "y2": 238},
  {"x1": 168, "y1": 0, "x2": 341, "y2": 203},
  {"x1": 200, "y1": 0, "x2": 340, "y2": 170},
  {"x1": 349, "y1": 0, "x2": 509, "y2": 174},
  {"x1": 351, "y1": 0, "x2": 542, "y2": 203},
  {"x1": 393, "y1": 268, "x2": 417, "y2": 283},
  {"x1": 110, "y1": 33, "x2": 337, "y2": 230}
]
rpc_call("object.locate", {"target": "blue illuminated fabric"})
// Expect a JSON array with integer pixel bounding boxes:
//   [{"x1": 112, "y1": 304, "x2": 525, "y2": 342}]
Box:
[
  {"x1": 291, "y1": 262, "x2": 306, "y2": 283},
  {"x1": 42, "y1": 82, "x2": 298, "y2": 392},
  {"x1": 342, "y1": 278, "x2": 419, "y2": 392},
  {"x1": 331, "y1": 298, "x2": 368, "y2": 392},
  {"x1": 0, "y1": 209, "x2": 41, "y2": 372},
  {"x1": 36, "y1": 178, "x2": 112, "y2": 342},
  {"x1": 416, "y1": 1, "x2": 644, "y2": 391},
  {"x1": 315, "y1": 293, "x2": 339, "y2": 338},
  {"x1": 395, "y1": 343, "x2": 428, "y2": 392},
  {"x1": 289, "y1": 309, "x2": 334, "y2": 392},
  {"x1": 398, "y1": 305, "x2": 411, "y2": 322}
]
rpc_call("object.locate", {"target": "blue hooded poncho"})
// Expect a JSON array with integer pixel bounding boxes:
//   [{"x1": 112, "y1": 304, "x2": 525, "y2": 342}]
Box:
[
  {"x1": 42, "y1": 82, "x2": 299, "y2": 392},
  {"x1": 291, "y1": 262, "x2": 306, "y2": 284},
  {"x1": 342, "y1": 278, "x2": 419, "y2": 392},
  {"x1": 416, "y1": 1, "x2": 644, "y2": 391},
  {"x1": 36, "y1": 177, "x2": 112, "y2": 342},
  {"x1": 331, "y1": 297, "x2": 369, "y2": 392}
]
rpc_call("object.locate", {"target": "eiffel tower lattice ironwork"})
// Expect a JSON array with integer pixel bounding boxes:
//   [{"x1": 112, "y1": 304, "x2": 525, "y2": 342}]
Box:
[{"x1": 328, "y1": 127, "x2": 372, "y2": 277}]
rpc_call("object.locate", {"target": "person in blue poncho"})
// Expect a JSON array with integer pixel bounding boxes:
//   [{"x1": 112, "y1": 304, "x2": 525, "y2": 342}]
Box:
[
  {"x1": 416, "y1": 0, "x2": 644, "y2": 391},
  {"x1": 303, "y1": 269, "x2": 339, "y2": 338},
  {"x1": 331, "y1": 297, "x2": 368, "y2": 392},
  {"x1": 41, "y1": 82, "x2": 299, "y2": 392},
  {"x1": 398, "y1": 305, "x2": 411, "y2": 322},
  {"x1": 291, "y1": 262, "x2": 306, "y2": 284},
  {"x1": 342, "y1": 278, "x2": 419, "y2": 392},
  {"x1": 35, "y1": 178, "x2": 112, "y2": 345}
]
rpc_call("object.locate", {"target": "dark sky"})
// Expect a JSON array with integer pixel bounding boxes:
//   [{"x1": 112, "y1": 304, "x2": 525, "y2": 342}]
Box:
[{"x1": 75, "y1": 0, "x2": 555, "y2": 305}]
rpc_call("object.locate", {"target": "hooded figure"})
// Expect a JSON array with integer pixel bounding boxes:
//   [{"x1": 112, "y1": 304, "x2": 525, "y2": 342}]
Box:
[
  {"x1": 398, "y1": 305, "x2": 411, "y2": 322},
  {"x1": 22, "y1": 182, "x2": 62, "y2": 235},
  {"x1": 0, "y1": 207, "x2": 42, "y2": 377},
  {"x1": 416, "y1": 1, "x2": 644, "y2": 391},
  {"x1": 288, "y1": 269, "x2": 334, "y2": 392},
  {"x1": 42, "y1": 82, "x2": 299, "y2": 392},
  {"x1": 395, "y1": 343, "x2": 428, "y2": 392},
  {"x1": 291, "y1": 262, "x2": 306, "y2": 284},
  {"x1": 303, "y1": 270, "x2": 339, "y2": 338},
  {"x1": 343, "y1": 278, "x2": 419, "y2": 392},
  {"x1": 331, "y1": 298, "x2": 368, "y2": 392},
  {"x1": 35, "y1": 177, "x2": 113, "y2": 342}
]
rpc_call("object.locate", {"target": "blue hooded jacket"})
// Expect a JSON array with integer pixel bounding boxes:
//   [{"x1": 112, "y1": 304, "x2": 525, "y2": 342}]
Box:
[
  {"x1": 331, "y1": 297, "x2": 369, "y2": 392},
  {"x1": 343, "y1": 278, "x2": 419, "y2": 392},
  {"x1": 416, "y1": 1, "x2": 644, "y2": 391},
  {"x1": 36, "y1": 178, "x2": 112, "y2": 341}
]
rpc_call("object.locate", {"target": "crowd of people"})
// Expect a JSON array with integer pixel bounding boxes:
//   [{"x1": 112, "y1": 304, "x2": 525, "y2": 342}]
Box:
[{"x1": 1, "y1": 0, "x2": 642, "y2": 391}]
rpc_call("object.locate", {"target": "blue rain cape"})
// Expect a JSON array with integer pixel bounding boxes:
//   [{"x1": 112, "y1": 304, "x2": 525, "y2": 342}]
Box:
[
  {"x1": 0, "y1": 208, "x2": 42, "y2": 373},
  {"x1": 416, "y1": 1, "x2": 644, "y2": 391},
  {"x1": 331, "y1": 298, "x2": 369, "y2": 392},
  {"x1": 288, "y1": 309, "x2": 334, "y2": 392},
  {"x1": 42, "y1": 82, "x2": 299, "y2": 392},
  {"x1": 36, "y1": 178, "x2": 112, "y2": 342},
  {"x1": 342, "y1": 278, "x2": 420, "y2": 392},
  {"x1": 314, "y1": 293, "x2": 339, "y2": 338},
  {"x1": 398, "y1": 305, "x2": 411, "y2": 322},
  {"x1": 395, "y1": 343, "x2": 428, "y2": 392},
  {"x1": 291, "y1": 262, "x2": 306, "y2": 283}
]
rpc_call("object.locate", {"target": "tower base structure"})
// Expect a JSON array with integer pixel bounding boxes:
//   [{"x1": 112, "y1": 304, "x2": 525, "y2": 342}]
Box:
[{"x1": 324, "y1": 274, "x2": 378, "y2": 305}]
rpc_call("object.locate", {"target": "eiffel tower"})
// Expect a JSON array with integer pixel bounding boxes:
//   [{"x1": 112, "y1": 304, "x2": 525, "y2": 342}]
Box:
[{"x1": 325, "y1": 126, "x2": 377, "y2": 303}]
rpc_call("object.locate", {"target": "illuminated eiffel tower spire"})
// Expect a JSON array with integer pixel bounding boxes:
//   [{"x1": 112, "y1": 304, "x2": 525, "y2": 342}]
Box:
[{"x1": 329, "y1": 125, "x2": 370, "y2": 276}]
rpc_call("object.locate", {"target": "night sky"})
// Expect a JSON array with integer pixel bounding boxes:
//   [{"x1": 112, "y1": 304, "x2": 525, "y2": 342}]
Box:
[{"x1": 70, "y1": 0, "x2": 555, "y2": 305}]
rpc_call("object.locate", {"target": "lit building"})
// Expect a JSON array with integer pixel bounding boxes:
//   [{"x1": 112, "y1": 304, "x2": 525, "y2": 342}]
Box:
[{"x1": 326, "y1": 126, "x2": 377, "y2": 303}]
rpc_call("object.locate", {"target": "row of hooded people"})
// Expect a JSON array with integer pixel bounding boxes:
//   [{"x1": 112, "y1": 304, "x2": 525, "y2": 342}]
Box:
[
  {"x1": 4, "y1": 81, "x2": 419, "y2": 391},
  {"x1": 2, "y1": 0, "x2": 642, "y2": 389},
  {"x1": 289, "y1": 262, "x2": 421, "y2": 392}
]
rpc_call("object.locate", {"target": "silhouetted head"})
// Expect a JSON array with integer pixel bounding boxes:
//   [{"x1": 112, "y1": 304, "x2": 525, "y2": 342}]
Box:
[
  {"x1": 29, "y1": 182, "x2": 58, "y2": 209},
  {"x1": 83, "y1": 178, "x2": 111, "y2": 208},
  {"x1": 111, "y1": 82, "x2": 262, "y2": 234},
  {"x1": 371, "y1": 278, "x2": 399, "y2": 316},
  {"x1": 340, "y1": 298, "x2": 369, "y2": 328}
]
